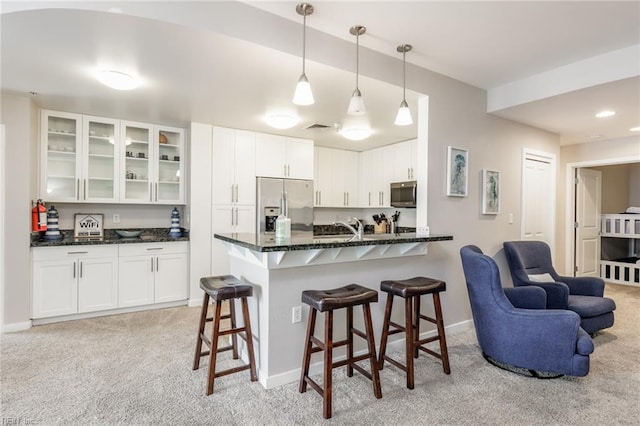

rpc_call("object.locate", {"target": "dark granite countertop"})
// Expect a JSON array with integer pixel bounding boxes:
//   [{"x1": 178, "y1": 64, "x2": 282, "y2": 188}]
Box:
[
  {"x1": 214, "y1": 232, "x2": 453, "y2": 253},
  {"x1": 31, "y1": 228, "x2": 189, "y2": 247}
]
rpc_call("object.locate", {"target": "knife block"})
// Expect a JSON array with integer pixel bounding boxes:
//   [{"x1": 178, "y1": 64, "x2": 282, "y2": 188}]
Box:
[{"x1": 374, "y1": 222, "x2": 387, "y2": 234}]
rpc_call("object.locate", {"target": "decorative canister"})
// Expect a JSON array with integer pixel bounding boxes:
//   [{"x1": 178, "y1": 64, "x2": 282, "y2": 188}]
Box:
[
  {"x1": 43, "y1": 205, "x2": 63, "y2": 240},
  {"x1": 168, "y1": 207, "x2": 183, "y2": 237}
]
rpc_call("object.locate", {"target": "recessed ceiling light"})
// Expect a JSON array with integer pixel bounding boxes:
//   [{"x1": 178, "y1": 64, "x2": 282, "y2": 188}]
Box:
[
  {"x1": 595, "y1": 110, "x2": 615, "y2": 118},
  {"x1": 630, "y1": 126, "x2": 640, "y2": 132},
  {"x1": 265, "y1": 113, "x2": 298, "y2": 129},
  {"x1": 97, "y1": 70, "x2": 139, "y2": 90}
]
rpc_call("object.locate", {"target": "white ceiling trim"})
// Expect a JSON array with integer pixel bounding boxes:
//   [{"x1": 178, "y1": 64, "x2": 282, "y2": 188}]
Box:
[{"x1": 488, "y1": 44, "x2": 640, "y2": 112}]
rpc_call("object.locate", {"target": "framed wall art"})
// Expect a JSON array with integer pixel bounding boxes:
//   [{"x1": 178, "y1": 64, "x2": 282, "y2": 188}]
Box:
[
  {"x1": 482, "y1": 169, "x2": 500, "y2": 214},
  {"x1": 74, "y1": 213, "x2": 104, "y2": 239},
  {"x1": 446, "y1": 146, "x2": 468, "y2": 197}
]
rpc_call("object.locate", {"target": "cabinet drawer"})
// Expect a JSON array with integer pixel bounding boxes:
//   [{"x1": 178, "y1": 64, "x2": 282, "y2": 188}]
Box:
[
  {"x1": 118, "y1": 241, "x2": 188, "y2": 257},
  {"x1": 32, "y1": 245, "x2": 118, "y2": 261}
]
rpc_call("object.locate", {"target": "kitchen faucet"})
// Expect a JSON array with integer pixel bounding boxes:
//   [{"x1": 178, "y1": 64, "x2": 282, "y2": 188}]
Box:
[{"x1": 332, "y1": 217, "x2": 364, "y2": 240}]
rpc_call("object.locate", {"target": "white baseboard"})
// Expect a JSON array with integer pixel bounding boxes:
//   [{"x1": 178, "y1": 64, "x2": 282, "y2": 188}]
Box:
[
  {"x1": 2, "y1": 320, "x2": 32, "y2": 333},
  {"x1": 31, "y1": 300, "x2": 187, "y2": 326},
  {"x1": 187, "y1": 297, "x2": 203, "y2": 308},
  {"x1": 262, "y1": 319, "x2": 475, "y2": 389}
]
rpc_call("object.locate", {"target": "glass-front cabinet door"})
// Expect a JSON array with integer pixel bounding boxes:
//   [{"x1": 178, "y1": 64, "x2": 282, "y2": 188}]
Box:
[
  {"x1": 40, "y1": 110, "x2": 82, "y2": 201},
  {"x1": 83, "y1": 116, "x2": 119, "y2": 202},
  {"x1": 120, "y1": 121, "x2": 153, "y2": 203},
  {"x1": 154, "y1": 125, "x2": 184, "y2": 204}
]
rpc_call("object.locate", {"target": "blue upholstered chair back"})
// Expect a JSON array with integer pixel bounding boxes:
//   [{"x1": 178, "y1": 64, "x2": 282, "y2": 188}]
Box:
[{"x1": 503, "y1": 240, "x2": 559, "y2": 284}]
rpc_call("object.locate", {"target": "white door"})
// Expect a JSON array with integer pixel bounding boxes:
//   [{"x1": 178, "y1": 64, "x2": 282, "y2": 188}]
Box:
[
  {"x1": 522, "y1": 153, "x2": 555, "y2": 250},
  {"x1": 78, "y1": 256, "x2": 118, "y2": 313},
  {"x1": 575, "y1": 168, "x2": 602, "y2": 277}
]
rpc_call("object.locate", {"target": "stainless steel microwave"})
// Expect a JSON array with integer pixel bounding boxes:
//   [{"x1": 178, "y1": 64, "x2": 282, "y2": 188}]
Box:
[{"x1": 390, "y1": 181, "x2": 417, "y2": 208}]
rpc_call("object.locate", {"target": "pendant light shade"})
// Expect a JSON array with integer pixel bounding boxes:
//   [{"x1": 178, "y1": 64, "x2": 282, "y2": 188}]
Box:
[
  {"x1": 347, "y1": 25, "x2": 366, "y2": 116},
  {"x1": 394, "y1": 44, "x2": 413, "y2": 126},
  {"x1": 293, "y1": 3, "x2": 314, "y2": 106}
]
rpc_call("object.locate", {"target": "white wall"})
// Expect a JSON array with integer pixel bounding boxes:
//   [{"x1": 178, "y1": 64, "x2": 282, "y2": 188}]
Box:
[{"x1": 1, "y1": 93, "x2": 37, "y2": 329}]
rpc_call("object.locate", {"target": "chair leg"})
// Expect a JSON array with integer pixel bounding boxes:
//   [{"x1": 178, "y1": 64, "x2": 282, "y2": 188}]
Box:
[
  {"x1": 241, "y1": 297, "x2": 258, "y2": 382},
  {"x1": 362, "y1": 303, "x2": 382, "y2": 399},
  {"x1": 206, "y1": 301, "x2": 223, "y2": 395},
  {"x1": 299, "y1": 308, "x2": 317, "y2": 393},
  {"x1": 413, "y1": 295, "x2": 421, "y2": 359},
  {"x1": 405, "y1": 297, "x2": 414, "y2": 390},
  {"x1": 378, "y1": 294, "x2": 394, "y2": 370},
  {"x1": 323, "y1": 310, "x2": 334, "y2": 419},
  {"x1": 433, "y1": 292, "x2": 451, "y2": 374},
  {"x1": 193, "y1": 294, "x2": 209, "y2": 370},
  {"x1": 229, "y1": 299, "x2": 239, "y2": 359},
  {"x1": 346, "y1": 306, "x2": 354, "y2": 377}
]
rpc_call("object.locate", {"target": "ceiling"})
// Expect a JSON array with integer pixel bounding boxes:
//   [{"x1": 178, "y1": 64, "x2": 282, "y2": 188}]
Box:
[{"x1": 1, "y1": 1, "x2": 639, "y2": 150}]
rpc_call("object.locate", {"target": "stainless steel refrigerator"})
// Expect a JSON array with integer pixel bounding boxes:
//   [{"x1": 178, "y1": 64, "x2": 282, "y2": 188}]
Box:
[{"x1": 256, "y1": 177, "x2": 314, "y2": 234}]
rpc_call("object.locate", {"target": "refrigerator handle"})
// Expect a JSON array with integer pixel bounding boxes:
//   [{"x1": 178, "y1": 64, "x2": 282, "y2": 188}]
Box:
[{"x1": 281, "y1": 190, "x2": 288, "y2": 217}]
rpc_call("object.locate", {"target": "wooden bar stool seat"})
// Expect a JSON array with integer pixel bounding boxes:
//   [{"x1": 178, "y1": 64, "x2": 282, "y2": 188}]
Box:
[
  {"x1": 299, "y1": 284, "x2": 382, "y2": 419},
  {"x1": 193, "y1": 275, "x2": 257, "y2": 395},
  {"x1": 378, "y1": 276, "x2": 451, "y2": 389}
]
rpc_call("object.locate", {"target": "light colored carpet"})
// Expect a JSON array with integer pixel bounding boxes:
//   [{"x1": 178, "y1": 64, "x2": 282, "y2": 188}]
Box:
[{"x1": 1, "y1": 283, "x2": 639, "y2": 425}]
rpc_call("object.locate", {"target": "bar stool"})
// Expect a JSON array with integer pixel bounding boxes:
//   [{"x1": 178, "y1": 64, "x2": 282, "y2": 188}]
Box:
[
  {"x1": 193, "y1": 275, "x2": 257, "y2": 395},
  {"x1": 299, "y1": 284, "x2": 382, "y2": 419},
  {"x1": 378, "y1": 276, "x2": 450, "y2": 389}
]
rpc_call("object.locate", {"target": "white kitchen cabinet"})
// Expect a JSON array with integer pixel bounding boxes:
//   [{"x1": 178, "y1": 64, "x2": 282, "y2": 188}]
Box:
[
  {"x1": 40, "y1": 111, "x2": 120, "y2": 203},
  {"x1": 392, "y1": 139, "x2": 417, "y2": 181},
  {"x1": 40, "y1": 110, "x2": 83, "y2": 202},
  {"x1": 41, "y1": 110, "x2": 185, "y2": 204},
  {"x1": 359, "y1": 146, "x2": 394, "y2": 207},
  {"x1": 154, "y1": 125, "x2": 185, "y2": 204},
  {"x1": 211, "y1": 205, "x2": 255, "y2": 276},
  {"x1": 255, "y1": 133, "x2": 314, "y2": 180},
  {"x1": 212, "y1": 127, "x2": 256, "y2": 206},
  {"x1": 120, "y1": 121, "x2": 154, "y2": 203},
  {"x1": 118, "y1": 242, "x2": 188, "y2": 307},
  {"x1": 32, "y1": 245, "x2": 118, "y2": 318},
  {"x1": 314, "y1": 147, "x2": 358, "y2": 207}
]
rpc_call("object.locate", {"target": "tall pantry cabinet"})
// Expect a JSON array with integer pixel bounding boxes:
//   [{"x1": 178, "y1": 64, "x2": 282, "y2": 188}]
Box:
[{"x1": 211, "y1": 127, "x2": 256, "y2": 276}]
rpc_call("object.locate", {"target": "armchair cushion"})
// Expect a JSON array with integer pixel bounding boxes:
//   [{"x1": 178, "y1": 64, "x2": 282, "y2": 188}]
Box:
[{"x1": 568, "y1": 295, "x2": 617, "y2": 318}]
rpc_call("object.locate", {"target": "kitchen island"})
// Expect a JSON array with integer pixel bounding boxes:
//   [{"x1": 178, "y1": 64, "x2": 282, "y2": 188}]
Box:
[{"x1": 214, "y1": 232, "x2": 453, "y2": 389}]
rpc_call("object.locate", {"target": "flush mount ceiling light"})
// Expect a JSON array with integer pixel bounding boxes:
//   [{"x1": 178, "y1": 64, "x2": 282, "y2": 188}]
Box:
[
  {"x1": 97, "y1": 70, "x2": 139, "y2": 90},
  {"x1": 629, "y1": 126, "x2": 640, "y2": 132},
  {"x1": 340, "y1": 116, "x2": 372, "y2": 141},
  {"x1": 595, "y1": 110, "x2": 616, "y2": 118},
  {"x1": 395, "y1": 44, "x2": 413, "y2": 126},
  {"x1": 292, "y1": 3, "x2": 315, "y2": 106},
  {"x1": 265, "y1": 113, "x2": 299, "y2": 129},
  {"x1": 347, "y1": 25, "x2": 366, "y2": 116}
]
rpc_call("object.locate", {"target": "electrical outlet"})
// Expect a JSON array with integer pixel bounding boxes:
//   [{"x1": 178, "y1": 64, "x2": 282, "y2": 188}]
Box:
[
  {"x1": 292, "y1": 306, "x2": 302, "y2": 324},
  {"x1": 113, "y1": 214, "x2": 120, "y2": 223},
  {"x1": 508, "y1": 213, "x2": 514, "y2": 224}
]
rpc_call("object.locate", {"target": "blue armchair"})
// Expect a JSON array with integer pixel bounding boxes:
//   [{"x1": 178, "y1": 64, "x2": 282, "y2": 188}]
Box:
[
  {"x1": 460, "y1": 245, "x2": 594, "y2": 377},
  {"x1": 503, "y1": 240, "x2": 615, "y2": 334}
]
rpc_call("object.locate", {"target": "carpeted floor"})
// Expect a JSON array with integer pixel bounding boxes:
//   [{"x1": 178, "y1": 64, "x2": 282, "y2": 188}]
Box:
[{"x1": 1, "y1": 283, "x2": 639, "y2": 425}]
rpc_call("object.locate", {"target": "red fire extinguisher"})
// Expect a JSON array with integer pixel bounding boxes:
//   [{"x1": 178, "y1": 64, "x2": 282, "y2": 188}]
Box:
[{"x1": 32, "y1": 199, "x2": 47, "y2": 232}]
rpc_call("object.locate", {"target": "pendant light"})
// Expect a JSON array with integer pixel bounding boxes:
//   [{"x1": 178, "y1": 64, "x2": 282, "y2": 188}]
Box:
[
  {"x1": 347, "y1": 25, "x2": 366, "y2": 116},
  {"x1": 292, "y1": 3, "x2": 315, "y2": 106},
  {"x1": 395, "y1": 44, "x2": 413, "y2": 126}
]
